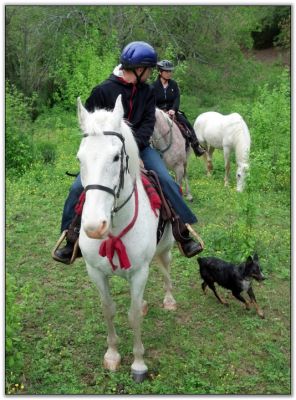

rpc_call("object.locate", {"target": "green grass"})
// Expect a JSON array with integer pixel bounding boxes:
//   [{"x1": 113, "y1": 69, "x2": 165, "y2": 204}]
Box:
[{"x1": 6, "y1": 104, "x2": 290, "y2": 394}]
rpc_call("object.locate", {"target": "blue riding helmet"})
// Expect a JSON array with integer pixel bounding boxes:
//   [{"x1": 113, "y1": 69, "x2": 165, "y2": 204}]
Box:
[{"x1": 120, "y1": 41, "x2": 157, "y2": 69}]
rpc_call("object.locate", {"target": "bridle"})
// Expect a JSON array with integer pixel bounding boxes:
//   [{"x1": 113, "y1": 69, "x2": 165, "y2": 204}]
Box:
[{"x1": 82, "y1": 131, "x2": 135, "y2": 215}]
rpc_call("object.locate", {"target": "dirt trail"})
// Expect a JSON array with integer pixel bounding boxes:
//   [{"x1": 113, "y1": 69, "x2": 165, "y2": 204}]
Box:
[{"x1": 245, "y1": 47, "x2": 290, "y2": 67}]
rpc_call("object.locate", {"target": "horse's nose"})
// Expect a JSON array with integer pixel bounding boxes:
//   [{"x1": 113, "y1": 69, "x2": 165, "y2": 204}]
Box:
[{"x1": 84, "y1": 220, "x2": 109, "y2": 239}]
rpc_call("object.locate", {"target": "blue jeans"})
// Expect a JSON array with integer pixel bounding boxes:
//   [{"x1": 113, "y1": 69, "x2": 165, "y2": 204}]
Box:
[
  {"x1": 60, "y1": 146, "x2": 197, "y2": 232},
  {"x1": 61, "y1": 174, "x2": 83, "y2": 232}
]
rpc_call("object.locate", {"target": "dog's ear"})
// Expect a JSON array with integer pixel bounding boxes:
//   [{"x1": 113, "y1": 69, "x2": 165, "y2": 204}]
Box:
[
  {"x1": 245, "y1": 255, "x2": 253, "y2": 267},
  {"x1": 253, "y1": 253, "x2": 259, "y2": 262}
]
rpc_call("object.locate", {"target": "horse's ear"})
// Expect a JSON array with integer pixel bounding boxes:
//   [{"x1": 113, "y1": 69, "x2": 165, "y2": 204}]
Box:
[
  {"x1": 77, "y1": 97, "x2": 89, "y2": 133},
  {"x1": 113, "y1": 95, "x2": 124, "y2": 129}
]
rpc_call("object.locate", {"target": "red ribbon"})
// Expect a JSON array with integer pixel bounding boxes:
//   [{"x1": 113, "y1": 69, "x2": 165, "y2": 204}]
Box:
[
  {"x1": 99, "y1": 235, "x2": 131, "y2": 271},
  {"x1": 99, "y1": 185, "x2": 139, "y2": 271}
]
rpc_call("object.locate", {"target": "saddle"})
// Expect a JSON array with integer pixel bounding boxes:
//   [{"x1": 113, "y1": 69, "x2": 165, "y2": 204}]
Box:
[
  {"x1": 52, "y1": 169, "x2": 203, "y2": 264},
  {"x1": 140, "y1": 169, "x2": 171, "y2": 242},
  {"x1": 140, "y1": 169, "x2": 199, "y2": 245}
]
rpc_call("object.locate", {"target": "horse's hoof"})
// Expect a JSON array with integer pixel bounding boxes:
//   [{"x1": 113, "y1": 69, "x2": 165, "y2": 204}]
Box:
[
  {"x1": 131, "y1": 369, "x2": 148, "y2": 383},
  {"x1": 163, "y1": 301, "x2": 177, "y2": 311},
  {"x1": 103, "y1": 354, "x2": 121, "y2": 371}
]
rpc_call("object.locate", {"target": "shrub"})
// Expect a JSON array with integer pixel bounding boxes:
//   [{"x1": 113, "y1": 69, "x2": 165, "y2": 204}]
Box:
[
  {"x1": 36, "y1": 141, "x2": 57, "y2": 165},
  {"x1": 6, "y1": 82, "x2": 35, "y2": 176},
  {"x1": 247, "y1": 69, "x2": 290, "y2": 192},
  {"x1": 53, "y1": 32, "x2": 119, "y2": 108}
]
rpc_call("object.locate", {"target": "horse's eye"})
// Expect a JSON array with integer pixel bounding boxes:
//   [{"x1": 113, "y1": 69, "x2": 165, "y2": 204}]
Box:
[{"x1": 113, "y1": 154, "x2": 120, "y2": 162}]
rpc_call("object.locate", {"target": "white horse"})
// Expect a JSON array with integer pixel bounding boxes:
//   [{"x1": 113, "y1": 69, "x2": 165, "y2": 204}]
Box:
[
  {"x1": 77, "y1": 95, "x2": 176, "y2": 382},
  {"x1": 193, "y1": 111, "x2": 251, "y2": 192},
  {"x1": 152, "y1": 108, "x2": 193, "y2": 201}
]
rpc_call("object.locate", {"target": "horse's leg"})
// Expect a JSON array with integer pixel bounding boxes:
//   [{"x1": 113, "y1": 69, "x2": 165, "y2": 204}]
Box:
[
  {"x1": 183, "y1": 160, "x2": 193, "y2": 202},
  {"x1": 156, "y1": 251, "x2": 177, "y2": 310},
  {"x1": 223, "y1": 147, "x2": 231, "y2": 187},
  {"x1": 174, "y1": 162, "x2": 193, "y2": 202},
  {"x1": 128, "y1": 266, "x2": 149, "y2": 382},
  {"x1": 205, "y1": 146, "x2": 214, "y2": 176},
  {"x1": 86, "y1": 265, "x2": 121, "y2": 371},
  {"x1": 174, "y1": 163, "x2": 184, "y2": 189}
]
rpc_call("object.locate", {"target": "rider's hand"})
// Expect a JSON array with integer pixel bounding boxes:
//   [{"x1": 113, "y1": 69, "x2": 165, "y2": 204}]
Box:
[{"x1": 168, "y1": 109, "x2": 175, "y2": 116}]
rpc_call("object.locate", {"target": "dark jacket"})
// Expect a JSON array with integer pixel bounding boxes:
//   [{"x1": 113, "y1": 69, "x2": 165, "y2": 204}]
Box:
[
  {"x1": 151, "y1": 77, "x2": 180, "y2": 112},
  {"x1": 85, "y1": 73, "x2": 156, "y2": 151}
]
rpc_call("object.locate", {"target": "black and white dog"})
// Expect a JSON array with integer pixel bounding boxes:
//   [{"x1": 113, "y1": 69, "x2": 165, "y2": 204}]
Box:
[{"x1": 197, "y1": 254, "x2": 265, "y2": 318}]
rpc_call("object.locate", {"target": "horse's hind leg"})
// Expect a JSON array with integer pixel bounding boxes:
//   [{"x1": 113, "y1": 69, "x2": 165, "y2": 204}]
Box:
[
  {"x1": 205, "y1": 146, "x2": 215, "y2": 176},
  {"x1": 156, "y1": 251, "x2": 177, "y2": 310},
  {"x1": 86, "y1": 264, "x2": 121, "y2": 371},
  {"x1": 128, "y1": 266, "x2": 150, "y2": 381},
  {"x1": 174, "y1": 162, "x2": 193, "y2": 202},
  {"x1": 183, "y1": 162, "x2": 193, "y2": 202}
]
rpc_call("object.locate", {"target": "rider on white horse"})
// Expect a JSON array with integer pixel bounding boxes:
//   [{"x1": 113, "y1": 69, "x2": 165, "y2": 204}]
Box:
[
  {"x1": 152, "y1": 60, "x2": 205, "y2": 157},
  {"x1": 53, "y1": 42, "x2": 203, "y2": 264}
]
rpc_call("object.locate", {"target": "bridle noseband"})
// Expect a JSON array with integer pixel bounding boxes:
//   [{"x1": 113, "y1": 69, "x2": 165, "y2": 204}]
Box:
[{"x1": 82, "y1": 131, "x2": 133, "y2": 214}]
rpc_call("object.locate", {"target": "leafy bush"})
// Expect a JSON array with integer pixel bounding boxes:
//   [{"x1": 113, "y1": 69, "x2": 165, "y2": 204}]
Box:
[
  {"x1": 36, "y1": 141, "x2": 57, "y2": 164},
  {"x1": 53, "y1": 32, "x2": 119, "y2": 108},
  {"x1": 6, "y1": 82, "x2": 35, "y2": 176},
  {"x1": 246, "y1": 69, "x2": 290, "y2": 192}
]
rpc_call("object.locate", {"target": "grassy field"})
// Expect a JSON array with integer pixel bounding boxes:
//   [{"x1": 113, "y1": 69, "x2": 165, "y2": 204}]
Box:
[{"x1": 5, "y1": 103, "x2": 290, "y2": 395}]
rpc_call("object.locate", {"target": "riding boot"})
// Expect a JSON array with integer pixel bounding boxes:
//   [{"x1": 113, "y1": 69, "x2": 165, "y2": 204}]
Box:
[
  {"x1": 171, "y1": 213, "x2": 203, "y2": 258},
  {"x1": 190, "y1": 136, "x2": 206, "y2": 157},
  {"x1": 53, "y1": 240, "x2": 75, "y2": 264},
  {"x1": 52, "y1": 214, "x2": 82, "y2": 264}
]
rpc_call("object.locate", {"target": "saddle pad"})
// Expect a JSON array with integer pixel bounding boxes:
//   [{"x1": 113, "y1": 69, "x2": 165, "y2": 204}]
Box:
[
  {"x1": 141, "y1": 173, "x2": 162, "y2": 216},
  {"x1": 141, "y1": 172, "x2": 167, "y2": 243}
]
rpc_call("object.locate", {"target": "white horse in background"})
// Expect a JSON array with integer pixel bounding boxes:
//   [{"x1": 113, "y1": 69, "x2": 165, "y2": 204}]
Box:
[
  {"x1": 152, "y1": 108, "x2": 193, "y2": 201},
  {"x1": 77, "y1": 95, "x2": 176, "y2": 382},
  {"x1": 193, "y1": 111, "x2": 251, "y2": 192}
]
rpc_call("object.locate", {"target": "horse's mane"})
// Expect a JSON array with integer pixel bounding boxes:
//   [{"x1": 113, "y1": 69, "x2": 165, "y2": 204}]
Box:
[
  {"x1": 154, "y1": 108, "x2": 183, "y2": 140},
  {"x1": 120, "y1": 119, "x2": 140, "y2": 181}
]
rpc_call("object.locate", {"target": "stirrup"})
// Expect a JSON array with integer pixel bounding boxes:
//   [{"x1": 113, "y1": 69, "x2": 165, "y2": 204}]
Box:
[
  {"x1": 51, "y1": 230, "x2": 80, "y2": 264},
  {"x1": 185, "y1": 223, "x2": 205, "y2": 250}
]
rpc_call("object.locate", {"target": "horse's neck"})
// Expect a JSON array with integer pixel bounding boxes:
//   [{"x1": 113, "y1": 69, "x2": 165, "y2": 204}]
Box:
[
  {"x1": 110, "y1": 173, "x2": 143, "y2": 234},
  {"x1": 234, "y1": 122, "x2": 250, "y2": 164},
  {"x1": 156, "y1": 113, "x2": 173, "y2": 140}
]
